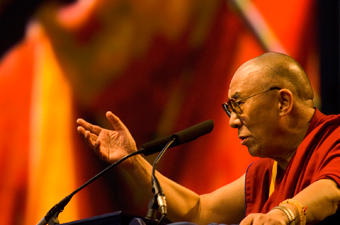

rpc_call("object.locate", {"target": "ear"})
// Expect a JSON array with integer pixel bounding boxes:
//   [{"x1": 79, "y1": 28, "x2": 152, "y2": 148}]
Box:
[{"x1": 278, "y1": 89, "x2": 293, "y2": 116}]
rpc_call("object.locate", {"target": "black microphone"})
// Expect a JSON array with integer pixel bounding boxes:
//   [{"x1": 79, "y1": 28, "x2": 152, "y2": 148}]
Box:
[{"x1": 141, "y1": 119, "x2": 214, "y2": 156}]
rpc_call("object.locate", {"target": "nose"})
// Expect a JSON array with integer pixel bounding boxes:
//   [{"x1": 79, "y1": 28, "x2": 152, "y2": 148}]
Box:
[{"x1": 229, "y1": 112, "x2": 242, "y2": 128}]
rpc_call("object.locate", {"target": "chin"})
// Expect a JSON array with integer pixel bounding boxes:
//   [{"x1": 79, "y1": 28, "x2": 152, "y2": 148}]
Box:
[{"x1": 247, "y1": 146, "x2": 263, "y2": 158}]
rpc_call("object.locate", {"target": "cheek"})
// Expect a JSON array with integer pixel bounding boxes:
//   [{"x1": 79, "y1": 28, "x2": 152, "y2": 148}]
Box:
[
  {"x1": 241, "y1": 99, "x2": 280, "y2": 134},
  {"x1": 241, "y1": 104, "x2": 264, "y2": 123},
  {"x1": 242, "y1": 111, "x2": 278, "y2": 139},
  {"x1": 250, "y1": 104, "x2": 278, "y2": 125}
]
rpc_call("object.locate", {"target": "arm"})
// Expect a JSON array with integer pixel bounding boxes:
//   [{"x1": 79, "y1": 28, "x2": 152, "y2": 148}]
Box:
[
  {"x1": 121, "y1": 153, "x2": 246, "y2": 224},
  {"x1": 240, "y1": 179, "x2": 340, "y2": 225},
  {"x1": 77, "y1": 112, "x2": 246, "y2": 224},
  {"x1": 291, "y1": 178, "x2": 340, "y2": 224},
  {"x1": 198, "y1": 174, "x2": 246, "y2": 224}
]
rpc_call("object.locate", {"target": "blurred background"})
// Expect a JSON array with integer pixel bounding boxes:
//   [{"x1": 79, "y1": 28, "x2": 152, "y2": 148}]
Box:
[{"x1": 0, "y1": 0, "x2": 339, "y2": 224}]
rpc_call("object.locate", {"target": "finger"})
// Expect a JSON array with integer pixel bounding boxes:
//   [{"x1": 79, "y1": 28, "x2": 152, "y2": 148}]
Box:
[
  {"x1": 77, "y1": 126, "x2": 91, "y2": 137},
  {"x1": 77, "y1": 126, "x2": 86, "y2": 136},
  {"x1": 77, "y1": 126, "x2": 97, "y2": 140},
  {"x1": 83, "y1": 130, "x2": 100, "y2": 149},
  {"x1": 106, "y1": 111, "x2": 128, "y2": 132},
  {"x1": 93, "y1": 140, "x2": 104, "y2": 158},
  {"x1": 76, "y1": 118, "x2": 87, "y2": 126},
  {"x1": 77, "y1": 118, "x2": 102, "y2": 135},
  {"x1": 240, "y1": 216, "x2": 253, "y2": 225}
]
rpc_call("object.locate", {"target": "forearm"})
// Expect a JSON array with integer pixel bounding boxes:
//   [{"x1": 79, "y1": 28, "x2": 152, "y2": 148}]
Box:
[
  {"x1": 292, "y1": 179, "x2": 340, "y2": 224},
  {"x1": 126, "y1": 154, "x2": 201, "y2": 223},
  {"x1": 270, "y1": 179, "x2": 340, "y2": 225},
  {"x1": 240, "y1": 179, "x2": 340, "y2": 225},
  {"x1": 199, "y1": 175, "x2": 246, "y2": 225},
  {"x1": 124, "y1": 155, "x2": 245, "y2": 225}
]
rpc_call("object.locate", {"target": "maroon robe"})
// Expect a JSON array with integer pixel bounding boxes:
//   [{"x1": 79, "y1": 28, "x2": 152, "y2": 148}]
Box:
[{"x1": 245, "y1": 109, "x2": 340, "y2": 224}]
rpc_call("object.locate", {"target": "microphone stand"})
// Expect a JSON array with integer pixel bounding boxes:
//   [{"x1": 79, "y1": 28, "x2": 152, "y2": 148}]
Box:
[
  {"x1": 37, "y1": 149, "x2": 143, "y2": 225},
  {"x1": 146, "y1": 138, "x2": 175, "y2": 225}
]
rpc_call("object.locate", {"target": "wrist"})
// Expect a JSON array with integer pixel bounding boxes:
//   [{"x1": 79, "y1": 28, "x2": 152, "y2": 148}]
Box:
[
  {"x1": 271, "y1": 205, "x2": 296, "y2": 225},
  {"x1": 280, "y1": 199, "x2": 307, "y2": 225},
  {"x1": 125, "y1": 154, "x2": 150, "y2": 175}
]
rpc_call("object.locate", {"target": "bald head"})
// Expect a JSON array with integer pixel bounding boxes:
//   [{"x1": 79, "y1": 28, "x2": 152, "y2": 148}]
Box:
[{"x1": 233, "y1": 52, "x2": 314, "y2": 106}]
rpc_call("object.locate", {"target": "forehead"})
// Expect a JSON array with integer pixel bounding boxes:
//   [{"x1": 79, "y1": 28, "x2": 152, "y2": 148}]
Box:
[{"x1": 228, "y1": 62, "x2": 265, "y2": 99}]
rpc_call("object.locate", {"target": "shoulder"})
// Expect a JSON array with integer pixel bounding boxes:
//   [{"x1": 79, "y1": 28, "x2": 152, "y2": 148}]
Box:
[{"x1": 308, "y1": 109, "x2": 340, "y2": 134}]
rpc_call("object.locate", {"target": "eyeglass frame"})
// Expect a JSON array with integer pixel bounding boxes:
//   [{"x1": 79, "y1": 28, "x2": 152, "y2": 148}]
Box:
[{"x1": 222, "y1": 87, "x2": 281, "y2": 117}]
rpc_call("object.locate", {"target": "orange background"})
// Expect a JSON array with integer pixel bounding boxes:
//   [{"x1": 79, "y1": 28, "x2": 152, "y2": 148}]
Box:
[{"x1": 0, "y1": 0, "x2": 322, "y2": 224}]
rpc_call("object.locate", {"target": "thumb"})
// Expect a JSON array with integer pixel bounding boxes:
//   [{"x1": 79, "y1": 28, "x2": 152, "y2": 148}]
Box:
[{"x1": 106, "y1": 111, "x2": 129, "y2": 132}]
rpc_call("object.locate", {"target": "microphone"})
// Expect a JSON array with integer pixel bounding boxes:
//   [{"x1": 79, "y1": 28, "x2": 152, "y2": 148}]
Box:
[
  {"x1": 145, "y1": 119, "x2": 214, "y2": 224},
  {"x1": 146, "y1": 138, "x2": 175, "y2": 224},
  {"x1": 37, "y1": 119, "x2": 214, "y2": 225},
  {"x1": 141, "y1": 119, "x2": 214, "y2": 156}
]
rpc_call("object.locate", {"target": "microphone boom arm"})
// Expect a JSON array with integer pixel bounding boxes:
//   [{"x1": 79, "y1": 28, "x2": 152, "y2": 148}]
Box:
[{"x1": 37, "y1": 149, "x2": 143, "y2": 225}]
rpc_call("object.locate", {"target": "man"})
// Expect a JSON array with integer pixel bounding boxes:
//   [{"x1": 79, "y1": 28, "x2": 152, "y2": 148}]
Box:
[{"x1": 77, "y1": 52, "x2": 340, "y2": 225}]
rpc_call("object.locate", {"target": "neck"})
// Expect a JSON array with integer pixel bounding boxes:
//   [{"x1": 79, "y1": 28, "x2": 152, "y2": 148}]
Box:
[
  {"x1": 276, "y1": 107, "x2": 315, "y2": 170},
  {"x1": 276, "y1": 152, "x2": 295, "y2": 170}
]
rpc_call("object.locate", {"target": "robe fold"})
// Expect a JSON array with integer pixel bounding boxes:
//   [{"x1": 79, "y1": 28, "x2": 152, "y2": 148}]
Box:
[{"x1": 245, "y1": 109, "x2": 340, "y2": 224}]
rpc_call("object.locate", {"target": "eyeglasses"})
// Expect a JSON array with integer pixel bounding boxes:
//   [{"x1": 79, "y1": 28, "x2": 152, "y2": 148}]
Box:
[{"x1": 222, "y1": 87, "x2": 281, "y2": 117}]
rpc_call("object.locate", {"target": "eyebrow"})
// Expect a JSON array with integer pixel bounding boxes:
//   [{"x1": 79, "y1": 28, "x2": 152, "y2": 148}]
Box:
[{"x1": 230, "y1": 92, "x2": 242, "y2": 100}]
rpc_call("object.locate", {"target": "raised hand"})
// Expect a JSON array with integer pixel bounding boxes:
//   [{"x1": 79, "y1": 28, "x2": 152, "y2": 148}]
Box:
[{"x1": 76, "y1": 111, "x2": 137, "y2": 165}]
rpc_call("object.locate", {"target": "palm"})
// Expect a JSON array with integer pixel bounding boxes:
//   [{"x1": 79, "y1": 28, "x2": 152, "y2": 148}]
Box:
[
  {"x1": 77, "y1": 112, "x2": 137, "y2": 165},
  {"x1": 96, "y1": 127, "x2": 136, "y2": 164}
]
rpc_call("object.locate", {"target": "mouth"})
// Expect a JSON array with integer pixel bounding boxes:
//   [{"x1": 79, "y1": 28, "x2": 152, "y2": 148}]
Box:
[{"x1": 239, "y1": 136, "x2": 249, "y2": 145}]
